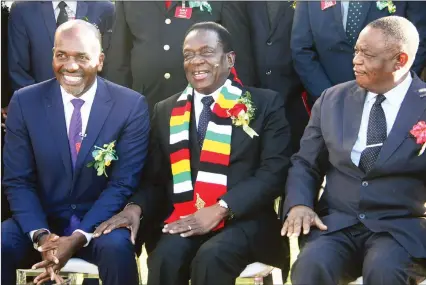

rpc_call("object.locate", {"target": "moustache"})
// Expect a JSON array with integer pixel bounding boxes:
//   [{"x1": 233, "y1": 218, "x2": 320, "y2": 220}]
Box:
[{"x1": 59, "y1": 69, "x2": 84, "y2": 76}]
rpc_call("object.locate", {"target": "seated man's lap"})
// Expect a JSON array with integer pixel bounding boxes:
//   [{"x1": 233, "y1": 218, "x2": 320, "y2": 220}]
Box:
[{"x1": 363, "y1": 232, "x2": 426, "y2": 282}]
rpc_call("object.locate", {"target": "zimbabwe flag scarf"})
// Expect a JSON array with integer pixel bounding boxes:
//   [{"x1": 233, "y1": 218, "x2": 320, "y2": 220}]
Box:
[{"x1": 166, "y1": 75, "x2": 244, "y2": 230}]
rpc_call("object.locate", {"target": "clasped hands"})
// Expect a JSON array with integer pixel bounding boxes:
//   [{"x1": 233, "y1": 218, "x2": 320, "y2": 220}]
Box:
[
  {"x1": 281, "y1": 205, "x2": 328, "y2": 237},
  {"x1": 31, "y1": 231, "x2": 87, "y2": 285}
]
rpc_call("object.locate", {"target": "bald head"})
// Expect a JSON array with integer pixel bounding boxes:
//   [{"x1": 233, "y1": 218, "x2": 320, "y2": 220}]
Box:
[
  {"x1": 367, "y1": 16, "x2": 419, "y2": 64},
  {"x1": 55, "y1": 19, "x2": 102, "y2": 54}
]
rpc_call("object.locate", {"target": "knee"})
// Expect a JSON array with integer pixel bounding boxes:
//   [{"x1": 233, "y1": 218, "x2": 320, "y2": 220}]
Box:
[
  {"x1": 94, "y1": 229, "x2": 134, "y2": 255},
  {"x1": 363, "y1": 255, "x2": 403, "y2": 281},
  {"x1": 292, "y1": 254, "x2": 331, "y2": 277},
  {"x1": 192, "y1": 242, "x2": 224, "y2": 269}
]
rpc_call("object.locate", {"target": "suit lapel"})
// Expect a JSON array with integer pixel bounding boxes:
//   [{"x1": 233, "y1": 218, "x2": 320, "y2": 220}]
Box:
[
  {"x1": 40, "y1": 1, "x2": 56, "y2": 46},
  {"x1": 269, "y1": 2, "x2": 290, "y2": 38},
  {"x1": 342, "y1": 84, "x2": 366, "y2": 175},
  {"x1": 72, "y1": 79, "x2": 114, "y2": 183},
  {"x1": 43, "y1": 80, "x2": 73, "y2": 179},
  {"x1": 332, "y1": 2, "x2": 347, "y2": 41},
  {"x1": 76, "y1": 1, "x2": 88, "y2": 20},
  {"x1": 374, "y1": 75, "x2": 426, "y2": 167}
]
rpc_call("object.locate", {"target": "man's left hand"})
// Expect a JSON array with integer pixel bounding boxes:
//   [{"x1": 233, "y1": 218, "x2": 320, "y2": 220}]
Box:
[
  {"x1": 33, "y1": 232, "x2": 87, "y2": 273},
  {"x1": 163, "y1": 204, "x2": 229, "y2": 237}
]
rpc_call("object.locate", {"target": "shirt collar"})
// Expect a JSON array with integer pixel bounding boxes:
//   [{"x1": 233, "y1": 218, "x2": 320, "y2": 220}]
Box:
[
  {"x1": 365, "y1": 72, "x2": 412, "y2": 107},
  {"x1": 193, "y1": 86, "x2": 222, "y2": 104},
  {"x1": 61, "y1": 78, "x2": 97, "y2": 107},
  {"x1": 52, "y1": 1, "x2": 77, "y2": 14}
]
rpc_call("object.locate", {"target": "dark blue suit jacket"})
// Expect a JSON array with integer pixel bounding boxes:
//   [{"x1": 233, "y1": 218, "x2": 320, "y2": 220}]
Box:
[
  {"x1": 8, "y1": 1, "x2": 115, "y2": 92},
  {"x1": 3, "y1": 77, "x2": 150, "y2": 234},
  {"x1": 291, "y1": 1, "x2": 426, "y2": 100},
  {"x1": 284, "y1": 74, "x2": 426, "y2": 258}
]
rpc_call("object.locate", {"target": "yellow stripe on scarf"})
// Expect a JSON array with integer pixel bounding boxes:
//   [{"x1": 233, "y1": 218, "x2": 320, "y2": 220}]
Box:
[
  {"x1": 171, "y1": 159, "x2": 191, "y2": 175},
  {"x1": 202, "y1": 139, "x2": 231, "y2": 155},
  {"x1": 170, "y1": 111, "x2": 191, "y2": 126}
]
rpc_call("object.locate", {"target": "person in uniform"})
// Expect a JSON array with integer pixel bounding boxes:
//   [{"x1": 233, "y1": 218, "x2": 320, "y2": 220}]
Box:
[{"x1": 105, "y1": 1, "x2": 255, "y2": 111}]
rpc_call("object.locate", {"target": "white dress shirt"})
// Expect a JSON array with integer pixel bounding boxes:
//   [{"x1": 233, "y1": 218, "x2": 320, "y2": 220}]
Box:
[
  {"x1": 52, "y1": 1, "x2": 77, "y2": 21},
  {"x1": 30, "y1": 79, "x2": 98, "y2": 247},
  {"x1": 351, "y1": 73, "x2": 412, "y2": 166},
  {"x1": 193, "y1": 88, "x2": 221, "y2": 129},
  {"x1": 341, "y1": 1, "x2": 350, "y2": 31}
]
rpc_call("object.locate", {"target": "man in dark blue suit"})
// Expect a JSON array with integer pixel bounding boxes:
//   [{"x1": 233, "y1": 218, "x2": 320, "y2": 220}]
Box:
[
  {"x1": 8, "y1": 1, "x2": 114, "y2": 93},
  {"x1": 283, "y1": 16, "x2": 426, "y2": 285},
  {"x1": 292, "y1": 1, "x2": 426, "y2": 101},
  {"x1": 1, "y1": 20, "x2": 149, "y2": 285}
]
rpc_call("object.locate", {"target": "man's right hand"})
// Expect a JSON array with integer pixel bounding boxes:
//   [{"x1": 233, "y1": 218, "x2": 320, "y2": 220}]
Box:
[
  {"x1": 1, "y1": 106, "x2": 8, "y2": 130},
  {"x1": 281, "y1": 205, "x2": 327, "y2": 237},
  {"x1": 32, "y1": 233, "x2": 64, "y2": 285},
  {"x1": 93, "y1": 204, "x2": 142, "y2": 244}
]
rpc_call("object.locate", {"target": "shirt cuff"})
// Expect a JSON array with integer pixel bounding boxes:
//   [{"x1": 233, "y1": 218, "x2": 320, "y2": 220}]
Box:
[
  {"x1": 30, "y1": 229, "x2": 50, "y2": 242},
  {"x1": 73, "y1": 230, "x2": 93, "y2": 247}
]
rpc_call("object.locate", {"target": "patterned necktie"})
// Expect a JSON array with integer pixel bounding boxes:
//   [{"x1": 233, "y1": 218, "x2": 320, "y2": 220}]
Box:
[
  {"x1": 197, "y1": 96, "x2": 215, "y2": 148},
  {"x1": 165, "y1": 0, "x2": 172, "y2": 10},
  {"x1": 57, "y1": 1, "x2": 68, "y2": 27},
  {"x1": 69, "y1": 98, "x2": 85, "y2": 168},
  {"x1": 346, "y1": 1, "x2": 364, "y2": 46},
  {"x1": 63, "y1": 214, "x2": 81, "y2": 236},
  {"x1": 359, "y1": 94, "x2": 387, "y2": 173}
]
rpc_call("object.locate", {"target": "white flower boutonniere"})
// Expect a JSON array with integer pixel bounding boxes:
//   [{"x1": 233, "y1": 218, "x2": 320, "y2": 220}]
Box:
[
  {"x1": 227, "y1": 91, "x2": 258, "y2": 138},
  {"x1": 87, "y1": 141, "x2": 118, "y2": 177},
  {"x1": 376, "y1": 0, "x2": 396, "y2": 14},
  {"x1": 188, "y1": 1, "x2": 212, "y2": 14}
]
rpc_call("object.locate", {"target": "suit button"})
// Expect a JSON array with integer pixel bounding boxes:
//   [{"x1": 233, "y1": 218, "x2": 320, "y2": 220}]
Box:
[
  {"x1": 71, "y1": 204, "x2": 76, "y2": 210},
  {"x1": 266, "y1": 70, "x2": 272, "y2": 75},
  {"x1": 266, "y1": 41, "x2": 272, "y2": 46},
  {"x1": 359, "y1": 213, "x2": 366, "y2": 219},
  {"x1": 164, "y1": 73, "x2": 171, "y2": 79},
  {"x1": 164, "y1": 44, "x2": 170, "y2": 51},
  {"x1": 362, "y1": 181, "x2": 368, "y2": 187},
  {"x1": 165, "y1": 18, "x2": 171, "y2": 24}
]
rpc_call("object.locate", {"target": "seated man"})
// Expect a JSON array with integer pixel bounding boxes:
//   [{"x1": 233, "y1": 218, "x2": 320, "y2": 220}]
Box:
[
  {"x1": 1, "y1": 20, "x2": 149, "y2": 285},
  {"x1": 95, "y1": 22, "x2": 291, "y2": 285},
  {"x1": 282, "y1": 16, "x2": 426, "y2": 285}
]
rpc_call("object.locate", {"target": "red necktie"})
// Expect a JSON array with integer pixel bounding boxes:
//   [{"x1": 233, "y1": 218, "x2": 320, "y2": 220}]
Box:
[{"x1": 165, "y1": 0, "x2": 172, "y2": 9}]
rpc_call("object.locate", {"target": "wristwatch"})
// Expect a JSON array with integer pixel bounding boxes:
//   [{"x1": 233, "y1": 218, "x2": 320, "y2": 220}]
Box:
[
  {"x1": 33, "y1": 230, "x2": 49, "y2": 250},
  {"x1": 218, "y1": 200, "x2": 235, "y2": 220}
]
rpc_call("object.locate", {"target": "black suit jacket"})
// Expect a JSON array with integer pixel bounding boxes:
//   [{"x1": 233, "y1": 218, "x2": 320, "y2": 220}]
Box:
[
  {"x1": 283, "y1": 74, "x2": 426, "y2": 258},
  {"x1": 247, "y1": 1, "x2": 308, "y2": 153},
  {"x1": 105, "y1": 1, "x2": 255, "y2": 112},
  {"x1": 131, "y1": 86, "x2": 292, "y2": 266}
]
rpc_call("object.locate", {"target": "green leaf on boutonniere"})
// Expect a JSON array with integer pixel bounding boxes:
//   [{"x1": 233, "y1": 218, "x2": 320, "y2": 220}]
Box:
[
  {"x1": 86, "y1": 140, "x2": 118, "y2": 177},
  {"x1": 188, "y1": 1, "x2": 212, "y2": 14}
]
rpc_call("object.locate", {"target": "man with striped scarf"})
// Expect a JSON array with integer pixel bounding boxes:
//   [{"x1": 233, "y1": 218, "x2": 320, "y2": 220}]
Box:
[{"x1": 95, "y1": 22, "x2": 292, "y2": 285}]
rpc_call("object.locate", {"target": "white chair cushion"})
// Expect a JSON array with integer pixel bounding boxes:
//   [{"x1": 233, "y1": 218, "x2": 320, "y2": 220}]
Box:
[
  {"x1": 60, "y1": 258, "x2": 99, "y2": 275},
  {"x1": 239, "y1": 262, "x2": 273, "y2": 278}
]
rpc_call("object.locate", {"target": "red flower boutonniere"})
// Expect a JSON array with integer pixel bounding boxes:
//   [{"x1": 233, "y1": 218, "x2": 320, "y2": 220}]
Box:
[
  {"x1": 410, "y1": 121, "x2": 426, "y2": 156},
  {"x1": 227, "y1": 92, "x2": 258, "y2": 138}
]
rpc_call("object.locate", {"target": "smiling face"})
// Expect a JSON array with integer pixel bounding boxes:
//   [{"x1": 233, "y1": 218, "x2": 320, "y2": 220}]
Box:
[
  {"x1": 353, "y1": 27, "x2": 403, "y2": 94},
  {"x1": 52, "y1": 27, "x2": 104, "y2": 97},
  {"x1": 183, "y1": 29, "x2": 235, "y2": 95}
]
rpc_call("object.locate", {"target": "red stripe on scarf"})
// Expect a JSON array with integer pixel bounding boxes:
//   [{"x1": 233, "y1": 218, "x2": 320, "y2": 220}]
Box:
[
  {"x1": 171, "y1": 102, "x2": 192, "y2": 116},
  {"x1": 170, "y1": 149, "x2": 190, "y2": 164},
  {"x1": 200, "y1": 151, "x2": 230, "y2": 166}
]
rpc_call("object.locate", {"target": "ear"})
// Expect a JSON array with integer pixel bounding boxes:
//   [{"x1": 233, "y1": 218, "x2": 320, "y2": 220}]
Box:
[
  {"x1": 394, "y1": 52, "x2": 408, "y2": 71},
  {"x1": 226, "y1": 51, "x2": 236, "y2": 69},
  {"x1": 97, "y1": 52, "x2": 105, "y2": 72}
]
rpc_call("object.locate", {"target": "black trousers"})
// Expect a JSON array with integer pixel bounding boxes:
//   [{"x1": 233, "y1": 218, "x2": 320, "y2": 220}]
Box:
[
  {"x1": 292, "y1": 223, "x2": 426, "y2": 285},
  {"x1": 147, "y1": 221, "x2": 287, "y2": 285}
]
